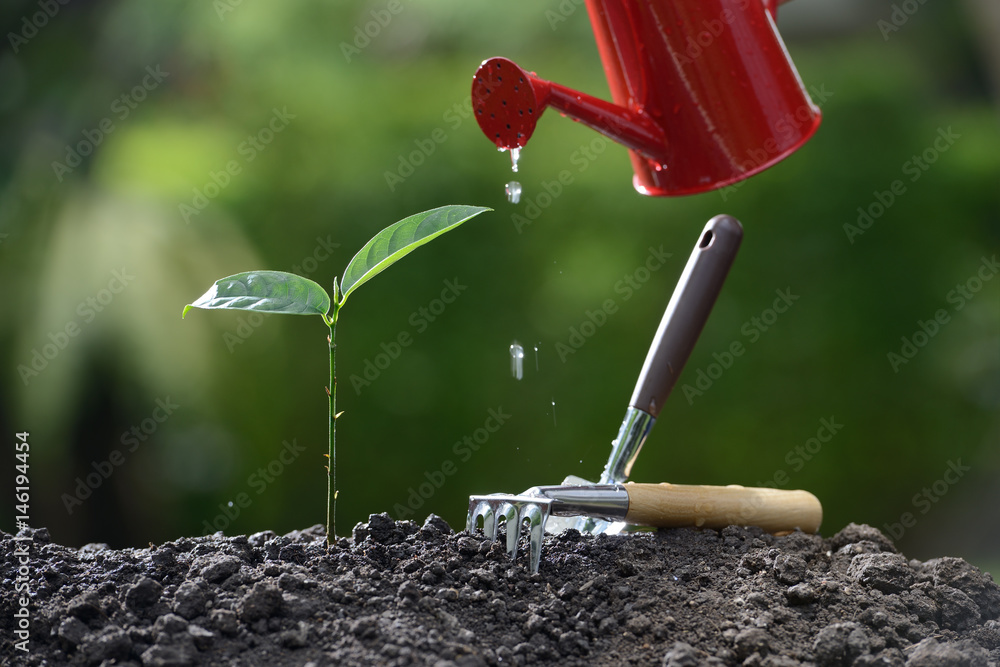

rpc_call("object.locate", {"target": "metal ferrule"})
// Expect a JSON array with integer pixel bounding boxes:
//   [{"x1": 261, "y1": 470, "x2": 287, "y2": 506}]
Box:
[
  {"x1": 599, "y1": 407, "x2": 656, "y2": 484},
  {"x1": 524, "y1": 484, "x2": 630, "y2": 522}
]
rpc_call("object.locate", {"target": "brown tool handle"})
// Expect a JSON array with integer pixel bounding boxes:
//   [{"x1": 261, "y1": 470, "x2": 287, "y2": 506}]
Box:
[
  {"x1": 629, "y1": 215, "x2": 742, "y2": 417},
  {"x1": 624, "y1": 482, "x2": 822, "y2": 534}
]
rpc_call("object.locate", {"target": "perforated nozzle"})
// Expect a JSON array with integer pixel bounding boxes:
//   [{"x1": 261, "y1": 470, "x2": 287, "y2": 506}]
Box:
[{"x1": 472, "y1": 57, "x2": 542, "y2": 150}]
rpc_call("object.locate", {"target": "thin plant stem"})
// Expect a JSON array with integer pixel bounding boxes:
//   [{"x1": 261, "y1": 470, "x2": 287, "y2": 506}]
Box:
[{"x1": 326, "y1": 307, "x2": 339, "y2": 543}]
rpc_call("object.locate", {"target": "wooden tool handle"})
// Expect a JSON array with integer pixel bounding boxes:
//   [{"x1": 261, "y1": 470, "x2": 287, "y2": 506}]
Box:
[{"x1": 624, "y1": 482, "x2": 822, "y2": 534}]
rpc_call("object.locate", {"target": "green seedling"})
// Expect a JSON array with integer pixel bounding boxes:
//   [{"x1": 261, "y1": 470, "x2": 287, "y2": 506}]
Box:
[{"x1": 183, "y1": 205, "x2": 491, "y2": 541}]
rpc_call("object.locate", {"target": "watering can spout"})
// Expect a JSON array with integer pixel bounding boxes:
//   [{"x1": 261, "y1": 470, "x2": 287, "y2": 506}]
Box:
[
  {"x1": 473, "y1": 57, "x2": 670, "y2": 166},
  {"x1": 471, "y1": 0, "x2": 821, "y2": 197}
]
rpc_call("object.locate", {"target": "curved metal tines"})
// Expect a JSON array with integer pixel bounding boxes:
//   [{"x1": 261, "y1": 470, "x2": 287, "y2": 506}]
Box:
[
  {"x1": 466, "y1": 499, "x2": 495, "y2": 538},
  {"x1": 466, "y1": 495, "x2": 552, "y2": 573},
  {"x1": 498, "y1": 502, "x2": 519, "y2": 556},
  {"x1": 521, "y1": 503, "x2": 546, "y2": 574}
]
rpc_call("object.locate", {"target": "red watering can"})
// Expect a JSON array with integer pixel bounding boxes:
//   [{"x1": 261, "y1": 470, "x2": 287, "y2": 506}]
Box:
[{"x1": 472, "y1": 0, "x2": 820, "y2": 196}]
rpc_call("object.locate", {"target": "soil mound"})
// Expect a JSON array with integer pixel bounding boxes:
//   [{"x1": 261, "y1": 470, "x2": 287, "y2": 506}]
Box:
[{"x1": 3, "y1": 517, "x2": 998, "y2": 666}]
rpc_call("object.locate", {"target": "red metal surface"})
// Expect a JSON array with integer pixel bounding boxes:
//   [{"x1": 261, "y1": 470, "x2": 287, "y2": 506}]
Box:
[
  {"x1": 473, "y1": 57, "x2": 669, "y2": 162},
  {"x1": 472, "y1": 58, "x2": 541, "y2": 149},
  {"x1": 472, "y1": 0, "x2": 821, "y2": 197}
]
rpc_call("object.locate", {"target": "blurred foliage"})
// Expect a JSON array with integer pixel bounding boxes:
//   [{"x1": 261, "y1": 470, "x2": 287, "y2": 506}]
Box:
[{"x1": 0, "y1": 0, "x2": 997, "y2": 570}]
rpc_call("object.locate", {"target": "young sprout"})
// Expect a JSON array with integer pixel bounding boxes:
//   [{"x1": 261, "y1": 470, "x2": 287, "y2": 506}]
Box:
[{"x1": 183, "y1": 205, "x2": 491, "y2": 541}]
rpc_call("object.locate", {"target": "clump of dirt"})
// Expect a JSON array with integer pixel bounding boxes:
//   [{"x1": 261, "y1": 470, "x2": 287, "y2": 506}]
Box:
[{"x1": 3, "y1": 517, "x2": 998, "y2": 666}]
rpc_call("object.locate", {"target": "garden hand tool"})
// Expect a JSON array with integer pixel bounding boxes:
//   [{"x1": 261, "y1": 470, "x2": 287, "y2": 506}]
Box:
[
  {"x1": 468, "y1": 483, "x2": 822, "y2": 572},
  {"x1": 471, "y1": 0, "x2": 819, "y2": 196},
  {"x1": 466, "y1": 215, "x2": 824, "y2": 572},
  {"x1": 561, "y1": 213, "x2": 744, "y2": 536}
]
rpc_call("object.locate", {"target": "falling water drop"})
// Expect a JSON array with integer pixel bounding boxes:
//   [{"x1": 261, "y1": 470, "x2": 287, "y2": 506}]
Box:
[
  {"x1": 505, "y1": 181, "x2": 522, "y2": 204},
  {"x1": 510, "y1": 146, "x2": 521, "y2": 172},
  {"x1": 533, "y1": 343, "x2": 540, "y2": 371},
  {"x1": 509, "y1": 341, "x2": 524, "y2": 380},
  {"x1": 551, "y1": 398, "x2": 557, "y2": 426}
]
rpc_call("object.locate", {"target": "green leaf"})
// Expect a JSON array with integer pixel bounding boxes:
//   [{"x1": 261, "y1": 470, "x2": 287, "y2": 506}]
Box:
[
  {"x1": 182, "y1": 271, "x2": 331, "y2": 319},
  {"x1": 338, "y1": 205, "x2": 490, "y2": 306}
]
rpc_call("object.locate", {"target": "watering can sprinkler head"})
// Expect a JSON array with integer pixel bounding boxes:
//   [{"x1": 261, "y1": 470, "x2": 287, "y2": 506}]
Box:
[
  {"x1": 471, "y1": 58, "x2": 540, "y2": 153},
  {"x1": 472, "y1": 0, "x2": 821, "y2": 197},
  {"x1": 472, "y1": 57, "x2": 670, "y2": 164}
]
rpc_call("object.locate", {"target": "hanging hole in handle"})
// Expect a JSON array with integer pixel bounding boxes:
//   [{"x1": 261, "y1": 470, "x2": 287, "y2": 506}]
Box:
[{"x1": 699, "y1": 230, "x2": 715, "y2": 248}]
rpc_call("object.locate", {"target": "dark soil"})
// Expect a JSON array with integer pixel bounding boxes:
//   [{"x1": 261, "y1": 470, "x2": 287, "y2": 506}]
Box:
[{"x1": 3, "y1": 517, "x2": 999, "y2": 666}]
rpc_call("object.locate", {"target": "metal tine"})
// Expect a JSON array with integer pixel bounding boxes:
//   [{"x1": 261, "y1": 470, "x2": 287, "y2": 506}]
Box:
[
  {"x1": 466, "y1": 500, "x2": 494, "y2": 539},
  {"x1": 497, "y1": 502, "x2": 519, "y2": 557},
  {"x1": 521, "y1": 503, "x2": 546, "y2": 573},
  {"x1": 466, "y1": 495, "x2": 552, "y2": 573}
]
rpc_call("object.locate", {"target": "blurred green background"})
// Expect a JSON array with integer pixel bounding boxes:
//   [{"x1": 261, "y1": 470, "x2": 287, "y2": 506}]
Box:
[{"x1": 1, "y1": 0, "x2": 997, "y2": 574}]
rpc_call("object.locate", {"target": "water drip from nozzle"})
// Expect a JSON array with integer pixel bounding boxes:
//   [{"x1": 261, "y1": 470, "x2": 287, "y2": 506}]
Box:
[
  {"x1": 510, "y1": 341, "x2": 525, "y2": 380},
  {"x1": 505, "y1": 181, "x2": 522, "y2": 204}
]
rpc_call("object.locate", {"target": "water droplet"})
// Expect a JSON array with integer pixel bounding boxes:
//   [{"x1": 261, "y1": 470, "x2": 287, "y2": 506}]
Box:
[
  {"x1": 227, "y1": 501, "x2": 234, "y2": 507},
  {"x1": 510, "y1": 146, "x2": 521, "y2": 172},
  {"x1": 550, "y1": 398, "x2": 557, "y2": 426},
  {"x1": 533, "y1": 343, "x2": 540, "y2": 371},
  {"x1": 509, "y1": 341, "x2": 524, "y2": 380},
  {"x1": 505, "y1": 180, "x2": 522, "y2": 204}
]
